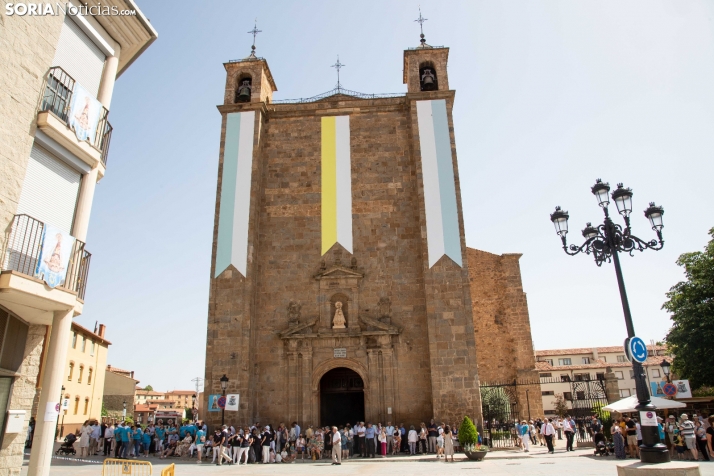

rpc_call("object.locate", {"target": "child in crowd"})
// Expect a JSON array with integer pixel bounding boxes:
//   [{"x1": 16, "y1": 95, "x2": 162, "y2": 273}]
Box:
[
  {"x1": 674, "y1": 430, "x2": 686, "y2": 460},
  {"x1": 297, "y1": 435, "x2": 306, "y2": 460}
]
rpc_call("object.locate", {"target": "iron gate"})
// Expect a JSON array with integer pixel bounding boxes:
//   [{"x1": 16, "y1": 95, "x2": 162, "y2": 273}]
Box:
[{"x1": 479, "y1": 377, "x2": 610, "y2": 448}]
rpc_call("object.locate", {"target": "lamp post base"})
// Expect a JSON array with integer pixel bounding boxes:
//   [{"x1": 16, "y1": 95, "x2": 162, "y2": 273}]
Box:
[{"x1": 639, "y1": 444, "x2": 671, "y2": 464}]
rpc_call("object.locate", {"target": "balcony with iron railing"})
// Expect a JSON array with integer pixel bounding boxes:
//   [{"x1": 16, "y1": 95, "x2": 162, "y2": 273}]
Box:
[
  {"x1": 2, "y1": 215, "x2": 91, "y2": 301},
  {"x1": 37, "y1": 67, "x2": 113, "y2": 168}
]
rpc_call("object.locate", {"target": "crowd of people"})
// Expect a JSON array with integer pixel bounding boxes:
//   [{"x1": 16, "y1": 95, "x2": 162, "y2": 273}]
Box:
[
  {"x1": 61, "y1": 418, "x2": 466, "y2": 464},
  {"x1": 504, "y1": 412, "x2": 714, "y2": 462}
]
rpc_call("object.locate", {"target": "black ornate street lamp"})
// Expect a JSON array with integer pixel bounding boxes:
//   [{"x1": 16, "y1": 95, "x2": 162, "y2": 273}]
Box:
[
  {"x1": 549, "y1": 179, "x2": 669, "y2": 464},
  {"x1": 661, "y1": 359, "x2": 671, "y2": 383},
  {"x1": 220, "y1": 375, "x2": 229, "y2": 426}
]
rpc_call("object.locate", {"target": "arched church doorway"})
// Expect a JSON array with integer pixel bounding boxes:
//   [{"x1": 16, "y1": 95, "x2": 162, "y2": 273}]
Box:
[{"x1": 319, "y1": 368, "x2": 365, "y2": 427}]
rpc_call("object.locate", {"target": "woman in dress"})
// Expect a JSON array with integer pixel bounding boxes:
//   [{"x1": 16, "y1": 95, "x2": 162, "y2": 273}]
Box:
[
  {"x1": 443, "y1": 425, "x2": 455, "y2": 462},
  {"x1": 419, "y1": 422, "x2": 428, "y2": 454},
  {"x1": 78, "y1": 420, "x2": 91, "y2": 457},
  {"x1": 612, "y1": 420, "x2": 626, "y2": 459},
  {"x1": 379, "y1": 426, "x2": 387, "y2": 457}
]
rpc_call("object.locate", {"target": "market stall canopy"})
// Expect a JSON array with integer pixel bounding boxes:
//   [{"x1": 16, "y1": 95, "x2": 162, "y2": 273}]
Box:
[{"x1": 603, "y1": 395, "x2": 686, "y2": 413}]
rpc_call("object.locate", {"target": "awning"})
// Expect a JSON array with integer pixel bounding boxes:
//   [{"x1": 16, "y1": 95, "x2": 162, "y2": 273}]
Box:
[{"x1": 602, "y1": 395, "x2": 686, "y2": 413}]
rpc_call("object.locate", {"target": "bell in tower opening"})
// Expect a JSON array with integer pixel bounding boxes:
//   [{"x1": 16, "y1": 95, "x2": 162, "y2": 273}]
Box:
[
  {"x1": 420, "y1": 65, "x2": 438, "y2": 91},
  {"x1": 235, "y1": 77, "x2": 252, "y2": 103}
]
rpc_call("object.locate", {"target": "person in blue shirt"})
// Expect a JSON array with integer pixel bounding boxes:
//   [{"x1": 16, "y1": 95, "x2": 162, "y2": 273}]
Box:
[
  {"x1": 132, "y1": 425, "x2": 143, "y2": 458},
  {"x1": 142, "y1": 430, "x2": 152, "y2": 457},
  {"x1": 155, "y1": 425, "x2": 166, "y2": 455},
  {"x1": 196, "y1": 427, "x2": 206, "y2": 463},
  {"x1": 120, "y1": 423, "x2": 131, "y2": 459},
  {"x1": 364, "y1": 423, "x2": 376, "y2": 458},
  {"x1": 179, "y1": 424, "x2": 186, "y2": 439},
  {"x1": 114, "y1": 424, "x2": 125, "y2": 458},
  {"x1": 187, "y1": 424, "x2": 197, "y2": 438},
  {"x1": 519, "y1": 420, "x2": 530, "y2": 452}
]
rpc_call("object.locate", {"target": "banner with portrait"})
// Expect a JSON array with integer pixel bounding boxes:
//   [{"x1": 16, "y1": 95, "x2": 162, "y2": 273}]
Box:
[
  {"x1": 68, "y1": 83, "x2": 102, "y2": 142},
  {"x1": 207, "y1": 394, "x2": 222, "y2": 412},
  {"x1": 35, "y1": 224, "x2": 75, "y2": 288}
]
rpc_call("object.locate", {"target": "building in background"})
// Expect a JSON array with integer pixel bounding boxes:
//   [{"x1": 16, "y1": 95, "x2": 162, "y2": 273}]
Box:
[
  {"x1": 0, "y1": 2, "x2": 156, "y2": 475},
  {"x1": 135, "y1": 388, "x2": 164, "y2": 405},
  {"x1": 537, "y1": 345, "x2": 670, "y2": 415},
  {"x1": 103, "y1": 365, "x2": 139, "y2": 423},
  {"x1": 56, "y1": 322, "x2": 110, "y2": 436},
  {"x1": 163, "y1": 390, "x2": 195, "y2": 409}
]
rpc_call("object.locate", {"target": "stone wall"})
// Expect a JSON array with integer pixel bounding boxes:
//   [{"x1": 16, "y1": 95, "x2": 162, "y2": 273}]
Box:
[
  {"x1": 0, "y1": 5, "x2": 63, "y2": 253},
  {"x1": 0, "y1": 324, "x2": 46, "y2": 476},
  {"x1": 467, "y1": 248, "x2": 543, "y2": 419}
]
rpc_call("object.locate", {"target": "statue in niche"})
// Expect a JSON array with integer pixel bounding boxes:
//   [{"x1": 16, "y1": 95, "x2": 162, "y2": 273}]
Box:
[
  {"x1": 333, "y1": 302, "x2": 346, "y2": 329},
  {"x1": 351, "y1": 257, "x2": 357, "y2": 269},
  {"x1": 287, "y1": 301, "x2": 301, "y2": 326},
  {"x1": 378, "y1": 297, "x2": 391, "y2": 318}
]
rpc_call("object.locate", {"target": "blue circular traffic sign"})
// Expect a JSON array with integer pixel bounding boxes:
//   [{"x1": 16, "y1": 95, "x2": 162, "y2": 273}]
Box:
[{"x1": 628, "y1": 337, "x2": 648, "y2": 363}]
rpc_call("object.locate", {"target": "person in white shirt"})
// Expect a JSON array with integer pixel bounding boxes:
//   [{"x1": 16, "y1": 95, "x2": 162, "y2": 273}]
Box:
[
  {"x1": 89, "y1": 422, "x2": 101, "y2": 456},
  {"x1": 556, "y1": 418, "x2": 563, "y2": 440},
  {"x1": 104, "y1": 424, "x2": 115, "y2": 456},
  {"x1": 563, "y1": 415, "x2": 575, "y2": 451},
  {"x1": 385, "y1": 422, "x2": 395, "y2": 455},
  {"x1": 541, "y1": 418, "x2": 555, "y2": 454},
  {"x1": 407, "y1": 425, "x2": 418, "y2": 455},
  {"x1": 331, "y1": 427, "x2": 342, "y2": 465}
]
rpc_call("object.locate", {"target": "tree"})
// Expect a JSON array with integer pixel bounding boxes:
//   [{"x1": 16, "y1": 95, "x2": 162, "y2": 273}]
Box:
[
  {"x1": 458, "y1": 416, "x2": 479, "y2": 449},
  {"x1": 663, "y1": 227, "x2": 714, "y2": 389},
  {"x1": 553, "y1": 394, "x2": 569, "y2": 418},
  {"x1": 144, "y1": 385, "x2": 154, "y2": 391},
  {"x1": 101, "y1": 403, "x2": 108, "y2": 417}
]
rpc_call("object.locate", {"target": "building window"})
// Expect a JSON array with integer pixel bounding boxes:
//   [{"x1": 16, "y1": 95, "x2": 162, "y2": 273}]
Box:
[
  {"x1": 601, "y1": 356, "x2": 607, "y2": 362},
  {"x1": 78, "y1": 366, "x2": 83, "y2": 383},
  {"x1": 651, "y1": 369, "x2": 661, "y2": 378},
  {"x1": 615, "y1": 371, "x2": 624, "y2": 380},
  {"x1": 545, "y1": 359, "x2": 554, "y2": 366},
  {"x1": 539, "y1": 373, "x2": 552, "y2": 378},
  {"x1": 81, "y1": 337, "x2": 86, "y2": 352},
  {"x1": 90, "y1": 341, "x2": 95, "y2": 356},
  {"x1": 68, "y1": 363, "x2": 74, "y2": 381},
  {"x1": 87, "y1": 368, "x2": 93, "y2": 384},
  {"x1": 72, "y1": 333, "x2": 77, "y2": 349},
  {"x1": 574, "y1": 373, "x2": 590, "y2": 381},
  {"x1": 617, "y1": 355, "x2": 627, "y2": 363},
  {"x1": 629, "y1": 370, "x2": 635, "y2": 379},
  {"x1": 563, "y1": 392, "x2": 573, "y2": 401},
  {"x1": 582, "y1": 357, "x2": 591, "y2": 364},
  {"x1": 73, "y1": 398, "x2": 79, "y2": 415},
  {"x1": 560, "y1": 375, "x2": 571, "y2": 382},
  {"x1": 620, "y1": 389, "x2": 631, "y2": 397},
  {"x1": 596, "y1": 373, "x2": 605, "y2": 380},
  {"x1": 558, "y1": 358, "x2": 572, "y2": 366},
  {"x1": 542, "y1": 391, "x2": 554, "y2": 396},
  {"x1": 83, "y1": 399, "x2": 89, "y2": 415}
]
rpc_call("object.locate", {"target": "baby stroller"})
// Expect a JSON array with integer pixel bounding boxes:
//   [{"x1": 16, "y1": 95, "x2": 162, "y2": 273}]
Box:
[
  {"x1": 593, "y1": 432, "x2": 609, "y2": 457},
  {"x1": 55, "y1": 433, "x2": 77, "y2": 456}
]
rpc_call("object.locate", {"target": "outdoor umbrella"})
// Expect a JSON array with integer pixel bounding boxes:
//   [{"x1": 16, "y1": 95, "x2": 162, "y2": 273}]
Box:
[{"x1": 602, "y1": 395, "x2": 686, "y2": 413}]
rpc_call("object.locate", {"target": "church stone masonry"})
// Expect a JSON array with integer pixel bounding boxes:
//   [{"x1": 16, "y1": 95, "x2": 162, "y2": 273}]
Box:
[{"x1": 204, "y1": 39, "x2": 540, "y2": 428}]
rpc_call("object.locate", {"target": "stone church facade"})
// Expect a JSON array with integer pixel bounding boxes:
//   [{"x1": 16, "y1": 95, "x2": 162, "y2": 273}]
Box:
[{"x1": 203, "y1": 39, "x2": 542, "y2": 428}]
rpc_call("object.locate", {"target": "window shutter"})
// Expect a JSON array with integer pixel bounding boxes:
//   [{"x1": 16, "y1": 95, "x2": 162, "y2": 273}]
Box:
[
  {"x1": 52, "y1": 17, "x2": 106, "y2": 97},
  {"x1": 16, "y1": 144, "x2": 81, "y2": 235}
]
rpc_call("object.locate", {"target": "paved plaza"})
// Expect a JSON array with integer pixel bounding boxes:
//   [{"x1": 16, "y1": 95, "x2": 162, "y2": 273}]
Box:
[{"x1": 19, "y1": 444, "x2": 714, "y2": 476}]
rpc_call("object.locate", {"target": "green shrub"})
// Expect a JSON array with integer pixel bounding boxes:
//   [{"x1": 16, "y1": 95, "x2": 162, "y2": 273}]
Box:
[{"x1": 458, "y1": 416, "x2": 479, "y2": 446}]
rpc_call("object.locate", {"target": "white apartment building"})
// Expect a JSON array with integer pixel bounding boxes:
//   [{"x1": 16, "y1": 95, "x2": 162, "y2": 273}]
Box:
[
  {"x1": 537, "y1": 345, "x2": 670, "y2": 416},
  {"x1": 0, "y1": 3, "x2": 156, "y2": 475}
]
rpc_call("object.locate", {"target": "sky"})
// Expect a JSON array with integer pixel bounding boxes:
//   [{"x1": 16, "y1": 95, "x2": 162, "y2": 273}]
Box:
[{"x1": 78, "y1": 0, "x2": 714, "y2": 393}]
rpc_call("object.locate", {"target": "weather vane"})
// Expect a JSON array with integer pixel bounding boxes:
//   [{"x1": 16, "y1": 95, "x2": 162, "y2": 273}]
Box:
[
  {"x1": 415, "y1": 7, "x2": 428, "y2": 46},
  {"x1": 248, "y1": 19, "x2": 262, "y2": 57},
  {"x1": 331, "y1": 55, "x2": 345, "y2": 90}
]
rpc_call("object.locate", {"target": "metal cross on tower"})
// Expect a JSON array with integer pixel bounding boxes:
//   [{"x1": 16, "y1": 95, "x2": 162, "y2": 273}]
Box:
[
  {"x1": 331, "y1": 55, "x2": 345, "y2": 90},
  {"x1": 248, "y1": 19, "x2": 262, "y2": 57},
  {"x1": 415, "y1": 7, "x2": 428, "y2": 46}
]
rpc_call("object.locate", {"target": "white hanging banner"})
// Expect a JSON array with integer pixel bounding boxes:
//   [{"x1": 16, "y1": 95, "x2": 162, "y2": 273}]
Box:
[{"x1": 225, "y1": 394, "x2": 240, "y2": 412}]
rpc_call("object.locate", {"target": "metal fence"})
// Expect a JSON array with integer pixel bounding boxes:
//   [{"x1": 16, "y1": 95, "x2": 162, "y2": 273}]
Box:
[
  {"x1": 271, "y1": 86, "x2": 405, "y2": 104},
  {"x1": 3, "y1": 214, "x2": 91, "y2": 300},
  {"x1": 160, "y1": 463, "x2": 175, "y2": 476},
  {"x1": 480, "y1": 376, "x2": 609, "y2": 448},
  {"x1": 102, "y1": 458, "x2": 152, "y2": 475},
  {"x1": 41, "y1": 66, "x2": 113, "y2": 166}
]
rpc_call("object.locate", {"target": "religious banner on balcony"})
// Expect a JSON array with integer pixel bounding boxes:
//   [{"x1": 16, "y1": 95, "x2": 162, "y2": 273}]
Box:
[
  {"x1": 34, "y1": 223, "x2": 75, "y2": 288},
  {"x1": 68, "y1": 84, "x2": 102, "y2": 142}
]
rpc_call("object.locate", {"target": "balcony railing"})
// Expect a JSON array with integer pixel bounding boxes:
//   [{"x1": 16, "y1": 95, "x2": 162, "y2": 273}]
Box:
[
  {"x1": 2, "y1": 215, "x2": 91, "y2": 300},
  {"x1": 40, "y1": 67, "x2": 113, "y2": 167}
]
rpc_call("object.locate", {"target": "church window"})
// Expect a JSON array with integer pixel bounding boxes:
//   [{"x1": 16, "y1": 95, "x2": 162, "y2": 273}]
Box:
[
  {"x1": 419, "y1": 62, "x2": 438, "y2": 91},
  {"x1": 235, "y1": 74, "x2": 252, "y2": 103}
]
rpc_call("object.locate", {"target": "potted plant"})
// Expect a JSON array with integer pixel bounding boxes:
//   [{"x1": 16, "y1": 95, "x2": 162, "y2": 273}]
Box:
[{"x1": 459, "y1": 416, "x2": 488, "y2": 461}]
